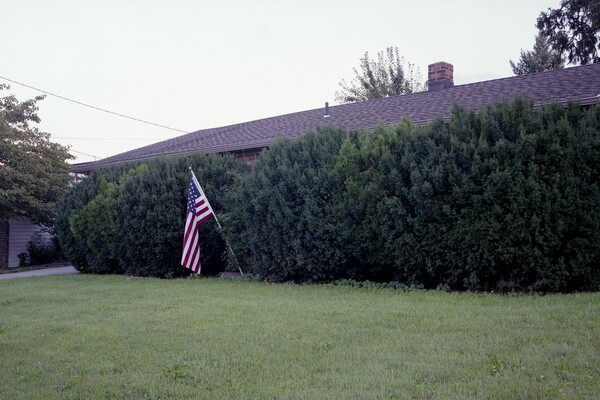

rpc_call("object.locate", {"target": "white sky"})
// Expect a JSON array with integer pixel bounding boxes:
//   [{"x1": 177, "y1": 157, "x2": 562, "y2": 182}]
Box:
[{"x1": 1, "y1": 0, "x2": 558, "y2": 163}]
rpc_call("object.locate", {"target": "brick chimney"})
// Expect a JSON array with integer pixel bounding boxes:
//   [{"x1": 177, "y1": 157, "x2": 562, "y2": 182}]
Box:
[{"x1": 428, "y1": 61, "x2": 454, "y2": 91}]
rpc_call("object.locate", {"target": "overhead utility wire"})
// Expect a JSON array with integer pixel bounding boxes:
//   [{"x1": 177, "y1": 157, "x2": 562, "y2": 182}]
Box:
[
  {"x1": 0, "y1": 75, "x2": 190, "y2": 134},
  {"x1": 69, "y1": 148, "x2": 100, "y2": 160},
  {"x1": 52, "y1": 136, "x2": 169, "y2": 141}
]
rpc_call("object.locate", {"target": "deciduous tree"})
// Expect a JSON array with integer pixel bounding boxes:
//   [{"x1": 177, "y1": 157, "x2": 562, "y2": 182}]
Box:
[
  {"x1": 335, "y1": 47, "x2": 425, "y2": 103},
  {"x1": 0, "y1": 85, "x2": 73, "y2": 226}
]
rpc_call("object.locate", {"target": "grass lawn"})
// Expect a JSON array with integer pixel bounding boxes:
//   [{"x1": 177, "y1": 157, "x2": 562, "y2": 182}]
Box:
[{"x1": 0, "y1": 275, "x2": 598, "y2": 399}]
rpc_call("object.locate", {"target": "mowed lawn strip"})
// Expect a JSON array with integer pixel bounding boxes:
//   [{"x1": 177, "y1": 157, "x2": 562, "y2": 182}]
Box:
[{"x1": 0, "y1": 275, "x2": 598, "y2": 399}]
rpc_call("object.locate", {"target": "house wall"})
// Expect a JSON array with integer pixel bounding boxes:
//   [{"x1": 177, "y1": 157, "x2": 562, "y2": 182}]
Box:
[
  {"x1": 7, "y1": 219, "x2": 50, "y2": 268},
  {"x1": 233, "y1": 147, "x2": 263, "y2": 166}
]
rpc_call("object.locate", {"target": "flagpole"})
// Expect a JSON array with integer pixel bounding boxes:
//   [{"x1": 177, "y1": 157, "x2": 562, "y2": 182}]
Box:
[
  {"x1": 215, "y1": 221, "x2": 245, "y2": 277},
  {"x1": 188, "y1": 167, "x2": 244, "y2": 276},
  {"x1": 209, "y1": 209, "x2": 245, "y2": 277}
]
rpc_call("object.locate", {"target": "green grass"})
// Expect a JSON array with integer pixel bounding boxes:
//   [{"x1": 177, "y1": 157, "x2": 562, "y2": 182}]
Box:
[{"x1": 1, "y1": 275, "x2": 599, "y2": 399}]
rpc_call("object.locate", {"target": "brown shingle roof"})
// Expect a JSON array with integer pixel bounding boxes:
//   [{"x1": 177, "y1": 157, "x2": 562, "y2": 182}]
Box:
[{"x1": 72, "y1": 63, "x2": 600, "y2": 174}]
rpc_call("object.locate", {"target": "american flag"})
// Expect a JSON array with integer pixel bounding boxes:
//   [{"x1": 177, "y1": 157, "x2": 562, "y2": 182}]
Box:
[{"x1": 181, "y1": 170, "x2": 215, "y2": 273}]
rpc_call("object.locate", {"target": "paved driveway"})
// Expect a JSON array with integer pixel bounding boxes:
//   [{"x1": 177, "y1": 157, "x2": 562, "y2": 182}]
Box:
[{"x1": 0, "y1": 266, "x2": 79, "y2": 280}]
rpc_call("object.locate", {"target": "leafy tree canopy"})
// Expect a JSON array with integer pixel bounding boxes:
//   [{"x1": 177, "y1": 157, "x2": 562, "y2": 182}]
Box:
[
  {"x1": 0, "y1": 84, "x2": 73, "y2": 225},
  {"x1": 510, "y1": 32, "x2": 564, "y2": 75},
  {"x1": 537, "y1": 0, "x2": 600, "y2": 65},
  {"x1": 335, "y1": 47, "x2": 425, "y2": 104}
]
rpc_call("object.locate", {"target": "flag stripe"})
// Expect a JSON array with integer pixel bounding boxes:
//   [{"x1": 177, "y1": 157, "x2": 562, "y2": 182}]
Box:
[
  {"x1": 188, "y1": 238, "x2": 200, "y2": 273},
  {"x1": 182, "y1": 217, "x2": 200, "y2": 271},
  {"x1": 182, "y1": 214, "x2": 197, "y2": 259},
  {"x1": 196, "y1": 209, "x2": 212, "y2": 222}
]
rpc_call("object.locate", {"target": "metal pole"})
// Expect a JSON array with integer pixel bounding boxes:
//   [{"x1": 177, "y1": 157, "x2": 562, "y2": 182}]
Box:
[
  {"x1": 189, "y1": 166, "x2": 244, "y2": 276},
  {"x1": 214, "y1": 218, "x2": 244, "y2": 276}
]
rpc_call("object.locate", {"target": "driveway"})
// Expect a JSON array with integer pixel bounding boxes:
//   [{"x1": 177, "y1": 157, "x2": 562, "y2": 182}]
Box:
[{"x1": 0, "y1": 266, "x2": 79, "y2": 280}]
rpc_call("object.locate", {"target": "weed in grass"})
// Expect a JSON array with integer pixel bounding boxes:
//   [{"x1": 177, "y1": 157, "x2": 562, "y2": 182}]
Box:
[
  {"x1": 164, "y1": 362, "x2": 189, "y2": 381},
  {"x1": 315, "y1": 341, "x2": 332, "y2": 351},
  {"x1": 55, "y1": 381, "x2": 74, "y2": 392},
  {"x1": 490, "y1": 356, "x2": 502, "y2": 375}
]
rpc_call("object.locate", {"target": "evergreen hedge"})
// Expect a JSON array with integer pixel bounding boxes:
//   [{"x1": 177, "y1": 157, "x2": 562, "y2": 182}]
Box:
[
  {"x1": 56, "y1": 99, "x2": 600, "y2": 291},
  {"x1": 225, "y1": 100, "x2": 600, "y2": 291},
  {"x1": 224, "y1": 128, "x2": 350, "y2": 282},
  {"x1": 56, "y1": 154, "x2": 243, "y2": 277}
]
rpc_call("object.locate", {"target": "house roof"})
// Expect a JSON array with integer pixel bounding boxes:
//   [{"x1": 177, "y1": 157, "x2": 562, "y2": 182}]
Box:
[{"x1": 72, "y1": 63, "x2": 600, "y2": 174}]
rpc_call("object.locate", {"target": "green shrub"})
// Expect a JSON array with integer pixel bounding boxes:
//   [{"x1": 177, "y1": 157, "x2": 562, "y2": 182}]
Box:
[
  {"x1": 379, "y1": 100, "x2": 600, "y2": 291},
  {"x1": 55, "y1": 164, "x2": 134, "y2": 273},
  {"x1": 69, "y1": 178, "x2": 123, "y2": 274},
  {"x1": 56, "y1": 172, "x2": 105, "y2": 270},
  {"x1": 224, "y1": 128, "x2": 350, "y2": 282},
  {"x1": 114, "y1": 153, "x2": 243, "y2": 278},
  {"x1": 56, "y1": 154, "x2": 244, "y2": 278},
  {"x1": 225, "y1": 100, "x2": 600, "y2": 291},
  {"x1": 56, "y1": 99, "x2": 600, "y2": 292},
  {"x1": 27, "y1": 232, "x2": 62, "y2": 266}
]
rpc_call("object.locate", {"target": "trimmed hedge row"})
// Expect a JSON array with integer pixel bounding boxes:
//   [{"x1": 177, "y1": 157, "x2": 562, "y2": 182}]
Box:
[
  {"x1": 224, "y1": 100, "x2": 600, "y2": 291},
  {"x1": 56, "y1": 154, "x2": 243, "y2": 277},
  {"x1": 56, "y1": 99, "x2": 600, "y2": 291}
]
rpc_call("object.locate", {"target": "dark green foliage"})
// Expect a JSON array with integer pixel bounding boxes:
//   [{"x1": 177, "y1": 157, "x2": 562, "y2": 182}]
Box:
[
  {"x1": 26, "y1": 233, "x2": 63, "y2": 266},
  {"x1": 224, "y1": 128, "x2": 349, "y2": 282},
  {"x1": 56, "y1": 154, "x2": 242, "y2": 277},
  {"x1": 56, "y1": 99, "x2": 600, "y2": 291},
  {"x1": 0, "y1": 85, "x2": 73, "y2": 226},
  {"x1": 333, "y1": 279, "x2": 424, "y2": 291},
  {"x1": 510, "y1": 33, "x2": 564, "y2": 75},
  {"x1": 115, "y1": 154, "x2": 241, "y2": 278},
  {"x1": 55, "y1": 173, "x2": 104, "y2": 271},
  {"x1": 363, "y1": 100, "x2": 600, "y2": 291},
  {"x1": 225, "y1": 100, "x2": 600, "y2": 291},
  {"x1": 70, "y1": 179, "x2": 123, "y2": 274},
  {"x1": 537, "y1": 0, "x2": 600, "y2": 65},
  {"x1": 446, "y1": 102, "x2": 596, "y2": 290},
  {"x1": 55, "y1": 164, "x2": 134, "y2": 273}
]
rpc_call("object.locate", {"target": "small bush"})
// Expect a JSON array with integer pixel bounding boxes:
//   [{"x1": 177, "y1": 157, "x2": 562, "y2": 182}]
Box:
[
  {"x1": 333, "y1": 279, "x2": 421, "y2": 292},
  {"x1": 55, "y1": 173, "x2": 103, "y2": 270},
  {"x1": 27, "y1": 232, "x2": 62, "y2": 266},
  {"x1": 17, "y1": 252, "x2": 28, "y2": 267},
  {"x1": 69, "y1": 179, "x2": 123, "y2": 274}
]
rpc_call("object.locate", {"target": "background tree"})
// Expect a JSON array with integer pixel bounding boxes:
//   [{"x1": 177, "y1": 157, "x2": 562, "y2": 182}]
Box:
[
  {"x1": 537, "y1": 0, "x2": 600, "y2": 65},
  {"x1": 0, "y1": 84, "x2": 73, "y2": 226},
  {"x1": 510, "y1": 32, "x2": 564, "y2": 75},
  {"x1": 335, "y1": 47, "x2": 425, "y2": 103}
]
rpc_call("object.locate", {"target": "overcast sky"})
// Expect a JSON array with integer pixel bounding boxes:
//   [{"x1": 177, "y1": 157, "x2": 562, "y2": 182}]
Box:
[{"x1": 2, "y1": 0, "x2": 558, "y2": 163}]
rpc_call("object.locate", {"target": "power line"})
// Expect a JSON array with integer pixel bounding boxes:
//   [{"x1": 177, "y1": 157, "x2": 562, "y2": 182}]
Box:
[
  {"x1": 69, "y1": 148, "x2": 100, "y2": 160},
  {"x1": 0, "y1": 75, "x2": 190, "y2": 134},
  {"x1": 52, "y1": 136, "x2": 169, "y2": 141}
]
